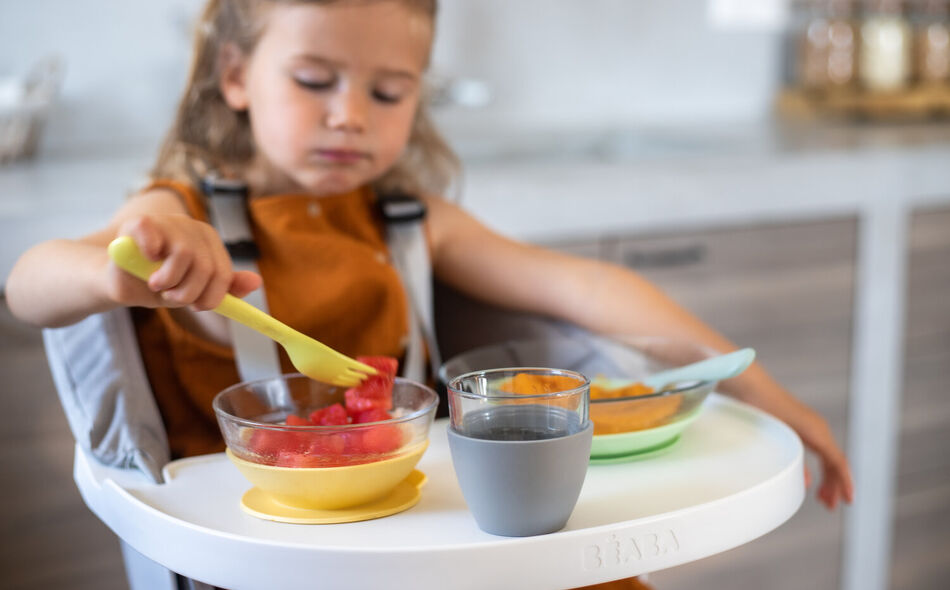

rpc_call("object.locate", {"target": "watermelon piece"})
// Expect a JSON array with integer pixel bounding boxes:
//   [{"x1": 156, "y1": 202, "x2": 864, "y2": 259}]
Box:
[
  {"x1": 352, "y1": 407, "x2": 393, "y2": 424},
  {"x1": 248, "y1": 357, "x2": 402, "y2": 467},
  {"x1": 285, "y1": 414, "x2": 310, "y2": 426},
  {"x1": 309, "y1": 403, "x2": 349, "y2": 426},
  {"x1": 247, "y1": 429, "x2": 305, "y2": 463},
  {"x1": 275, "y1": 449, "x2": 309, "y2": 468},
  {"x1": 362, "y1": 424, "x2": 404, "y2": 454},
  {"x1": 307, "y1": 432, "x2": 346, "y2": 455},
  {"x1": 344, "y1": 356, "x2": 398, "y2": 415}
]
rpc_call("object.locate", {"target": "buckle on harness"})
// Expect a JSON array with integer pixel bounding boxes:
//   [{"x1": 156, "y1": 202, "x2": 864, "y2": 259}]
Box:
[
  {"x1": 377, "y1": 192, "x2": 426, "y2": 224},
  {"x1": 200, "y1": 174, "x2": 260, "y2": 261},
  {"x1": 200, "y1": 175, "x2": 249, "y2": 198}
]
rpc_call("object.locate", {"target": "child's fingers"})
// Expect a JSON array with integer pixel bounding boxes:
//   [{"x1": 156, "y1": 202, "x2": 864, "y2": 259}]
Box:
[
  {"x1": 187, "y1": 234, "x2": 236, "y2": 310},
  {"x1": 191, "y1": 248, "x2": 233, "y2": 310},
  {"x1": 148, "y1": 248, "x2": 192, "y2": 292},
  {"x1": 823, "y1": 452, "x2": 854, "y2": 505},
  {"x1": 817, "y1": 461, "x2": 853, "y2": 510},
  {"x1": 119, "y1": 216, "x2": 166, "y2": 262},
  {"x1": 817, "y1": 479, "x2": 836, "y2": 509},
  {"x1": 229, "y1": 270, "x2": 263, "y2": 298},
  {"x1": 191, "y1": 272, "x2": 231, "y2": 311},
  {"x1": 160, "y1": 252, "x2": 216, "y2": 305}
]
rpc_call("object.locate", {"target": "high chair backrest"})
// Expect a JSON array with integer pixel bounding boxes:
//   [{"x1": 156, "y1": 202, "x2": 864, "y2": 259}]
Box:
[{"x1": 44, "y1": 307, "x2": 170, "y2": 483}]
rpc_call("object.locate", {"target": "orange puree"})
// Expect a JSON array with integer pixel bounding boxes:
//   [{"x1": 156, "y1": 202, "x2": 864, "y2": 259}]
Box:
[
  {"x1": 590, "y1": 379, "x2": 681, "y2": 435},
  {"x1": 500, "y1": 373, "x2": 682, "y2": 434},
  {"x1": 589, "y1": 381, "x2": 654, "y2": 400},
  {"x1": 499, "y1": 373, "x2": 582, "y2": 394}
]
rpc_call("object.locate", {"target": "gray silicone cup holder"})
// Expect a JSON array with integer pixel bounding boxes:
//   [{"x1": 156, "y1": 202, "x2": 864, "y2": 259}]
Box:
[
  {"x1": 446, "y1": 368, "x2": 593, "y2": 537},
  {"x1": 447, "y1": 420, "x2": 593, "y2": 536}
]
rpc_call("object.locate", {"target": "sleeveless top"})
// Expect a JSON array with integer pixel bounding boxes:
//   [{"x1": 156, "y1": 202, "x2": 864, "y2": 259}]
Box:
[{"x1": 133, "y1": 180, "x2": 410, "y2": 459}]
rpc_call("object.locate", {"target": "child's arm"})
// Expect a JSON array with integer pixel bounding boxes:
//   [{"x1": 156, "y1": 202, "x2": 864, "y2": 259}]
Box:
[
  {"x1": 426, "y1": 196, "x2": 854, "y2": 509},
  {"x1": 6, "y1": 188, "x2": 261, "y2": 329}
]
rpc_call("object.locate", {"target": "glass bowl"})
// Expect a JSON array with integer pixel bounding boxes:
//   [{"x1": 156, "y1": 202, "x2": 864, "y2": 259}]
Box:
[
  {"x1": 213, "y1": 373, "x2": 438, "y2": 509},
  {"x1": 439, "y1": 334, "x2": 717, "y2": 459}
]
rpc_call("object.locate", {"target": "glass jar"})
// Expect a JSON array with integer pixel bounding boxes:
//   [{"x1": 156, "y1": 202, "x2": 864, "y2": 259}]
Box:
[
  {"x1": 797, "y1": 0, "x2": 858, "y2": 92},
  {"x1": 914, "y1": 0, "x2": 950, "y2": 85},
  {"x1": 827, "y1": 0, "x2": 859, "y2": 88},
  {"x1": 799, "y1": 0, "x2": 833, "y2": 90},
  {"x1": 859, "y1": 0, "x2": 914, "y2": 92}
]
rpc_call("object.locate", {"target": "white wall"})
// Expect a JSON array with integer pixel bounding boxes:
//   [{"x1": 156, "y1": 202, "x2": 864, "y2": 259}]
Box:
[
  {"x1": 433, "y1": 0, "x2": 781, "y2": 134},
  {"x1": 0, "y1": 0, "x2": 782, "y2": 157},
  {"x1": 0, "y1": 0, "x2": 198, "y2": 156}
]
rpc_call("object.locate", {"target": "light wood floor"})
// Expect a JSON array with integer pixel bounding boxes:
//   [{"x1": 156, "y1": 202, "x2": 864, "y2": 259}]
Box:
[{"x1": 0, "y1": 298, "x2": 128, "y2": 590}]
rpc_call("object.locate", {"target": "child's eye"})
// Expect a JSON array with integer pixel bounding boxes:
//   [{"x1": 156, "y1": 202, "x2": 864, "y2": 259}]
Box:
[
  {"x1": 371, "y1": 89, "x2": 402, "y2": 104},
  {"x1": 294, "y1": 77, "x2": 335, "y2": 91}
]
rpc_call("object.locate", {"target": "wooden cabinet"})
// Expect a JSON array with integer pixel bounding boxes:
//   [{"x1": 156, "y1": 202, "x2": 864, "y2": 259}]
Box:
[
  {"x1": 543, "y1": 217, "x2": 858, "y2": 590},
  {"x1": 890, "y1": 207, "x2": 950, "y2": 590}
]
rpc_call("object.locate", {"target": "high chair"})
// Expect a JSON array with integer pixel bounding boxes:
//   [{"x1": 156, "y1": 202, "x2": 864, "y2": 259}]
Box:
[{"x1": 42, "y1": 182, "x2": 807, "y2": 589}]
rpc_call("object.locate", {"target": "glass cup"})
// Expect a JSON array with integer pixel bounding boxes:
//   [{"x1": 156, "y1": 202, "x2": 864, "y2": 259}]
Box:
[{"x1": 446, "y1": 368, "x2": 592, "y2": 536}]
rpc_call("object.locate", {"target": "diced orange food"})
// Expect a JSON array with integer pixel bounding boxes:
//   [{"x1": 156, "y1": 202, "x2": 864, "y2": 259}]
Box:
[{"x1": 499, "y1": 373, "x2": 583, "y2": 395}]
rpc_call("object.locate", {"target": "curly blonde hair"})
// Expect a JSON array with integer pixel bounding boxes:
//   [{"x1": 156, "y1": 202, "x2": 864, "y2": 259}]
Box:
[{"x1": 151, "y1": 0, "x2": 458, "y2": 196}]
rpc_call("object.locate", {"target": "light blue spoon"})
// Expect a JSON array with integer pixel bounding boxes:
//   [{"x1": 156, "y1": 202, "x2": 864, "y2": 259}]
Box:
[{"x1": 593, "y1": 347, "x2": 756, "y2": 392}]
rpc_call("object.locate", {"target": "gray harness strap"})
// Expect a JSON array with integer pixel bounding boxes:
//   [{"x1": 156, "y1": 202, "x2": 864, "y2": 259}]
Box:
[
  {"x1": 202, "y1": 176, "x2": 282, "y2": 383},
  {"x1": 378, "y1": 193, "x2": 441, "y2": 382}
]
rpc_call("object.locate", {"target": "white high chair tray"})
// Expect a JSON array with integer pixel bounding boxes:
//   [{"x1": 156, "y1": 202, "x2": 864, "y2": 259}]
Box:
[{"x1": 74, "y1": 394, "x2": 804, "y2": 590}]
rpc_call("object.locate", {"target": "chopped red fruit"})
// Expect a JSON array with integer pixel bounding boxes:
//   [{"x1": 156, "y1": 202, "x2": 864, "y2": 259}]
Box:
[
  {"x1": 309, "y1": 403, "x2": 349, "y2": 426},
  {"x1": 285, "y1": 414, "x2": 310, "y2": 426},
  {"x1": 248, "y1": 429, "x2": 304, "y2": 460},
  {"x1": 352, "y1": 408, "x2": 393, "y2": 424},
  {"x1": 344, "y1": 355, "x2": 398, "y2": 415},
  {"x1": 307, "y1": 432, "x2": 346, "y2": 456},
  {"x1": 246, "y1": 356, "x2": 404, "y2": 467},
  {"x1": 362, "y1": 424, "x2": 404, "y2": 454}
]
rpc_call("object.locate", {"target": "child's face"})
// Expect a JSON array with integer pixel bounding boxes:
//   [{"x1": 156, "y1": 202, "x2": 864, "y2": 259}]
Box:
[{"x1": 221, "y1": 1, "x2": 433, "y2": 196}]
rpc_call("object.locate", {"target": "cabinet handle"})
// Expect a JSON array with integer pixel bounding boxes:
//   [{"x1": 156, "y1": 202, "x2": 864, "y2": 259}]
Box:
[{"x1": 623, "y1": 244, "x2": 707, "y2": 269}]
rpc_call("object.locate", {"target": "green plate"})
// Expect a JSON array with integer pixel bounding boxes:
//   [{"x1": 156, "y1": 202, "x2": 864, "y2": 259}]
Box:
[
  {"x1": 589, "y1": 436, "x2": 680, "y2": 465},
  {"x1": 589, "y1": 407, "x2": 702, "y2": 460}
]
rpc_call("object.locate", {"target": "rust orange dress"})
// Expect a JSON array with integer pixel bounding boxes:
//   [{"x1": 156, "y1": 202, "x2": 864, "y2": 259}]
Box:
[{"x1": 132, "y1": 180, "x2": 409, "y2": 459}]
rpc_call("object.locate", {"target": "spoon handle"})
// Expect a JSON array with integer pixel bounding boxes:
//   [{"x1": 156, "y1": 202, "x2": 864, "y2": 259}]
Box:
[
  {"x1": 640, "y1": 348, "x2": 756, "y2": 389},
  {"x1": 108, "y1": 236, "x2": 295, "y2": 344}
]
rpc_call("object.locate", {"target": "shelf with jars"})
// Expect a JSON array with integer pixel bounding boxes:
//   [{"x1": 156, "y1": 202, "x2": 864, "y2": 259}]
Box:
[{"x1": 777, "y1": 0, "x2": 950, "y2": 120}]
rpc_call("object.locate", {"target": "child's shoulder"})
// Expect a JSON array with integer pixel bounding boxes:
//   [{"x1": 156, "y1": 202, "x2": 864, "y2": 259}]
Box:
[{"x1": 417, "y1": 193, "x2": 494, "y2": 253}]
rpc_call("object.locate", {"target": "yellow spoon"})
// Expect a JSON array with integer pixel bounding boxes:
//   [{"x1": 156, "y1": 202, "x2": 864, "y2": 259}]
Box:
[{"x1": 107, "y1": 236, "x2": 376, "y2": 387}]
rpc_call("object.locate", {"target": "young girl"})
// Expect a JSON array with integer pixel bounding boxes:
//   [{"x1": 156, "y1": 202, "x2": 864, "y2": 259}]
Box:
[{"x1": 6, "y1": 0, "x2": 852, "y2": 586}]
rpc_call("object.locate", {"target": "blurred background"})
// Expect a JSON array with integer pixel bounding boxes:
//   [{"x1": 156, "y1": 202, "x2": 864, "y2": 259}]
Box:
[{"x1": 1, "y1": 1, "x2": 948, "y2": 589}]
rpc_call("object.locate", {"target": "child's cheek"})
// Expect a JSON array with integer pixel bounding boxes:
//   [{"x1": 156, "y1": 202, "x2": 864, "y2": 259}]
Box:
[
  {"x1": 376, "y1": 115, "x2": 414, "y2": 169},
  {"x1": 254, "y1": 105, "x2": 311, "y2": 166}
]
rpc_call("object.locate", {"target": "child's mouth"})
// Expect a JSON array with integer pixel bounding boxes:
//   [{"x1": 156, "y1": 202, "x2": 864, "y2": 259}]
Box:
[{"x1": 314, "y1": 149, "x2": 369, "y2": 164}]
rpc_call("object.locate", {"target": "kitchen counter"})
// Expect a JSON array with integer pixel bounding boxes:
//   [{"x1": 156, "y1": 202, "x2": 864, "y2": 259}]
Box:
[
  {"x1": 451, "y1": 121, "x2": 950, "y2": 243},
  {"x1": 2, "y1": 122, "x2": 949, "y2": 274}
]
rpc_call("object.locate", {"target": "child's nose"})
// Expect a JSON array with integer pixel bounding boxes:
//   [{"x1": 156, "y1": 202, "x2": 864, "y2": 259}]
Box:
[{"x1": 325, "y1": 89, "x2": 367, "y2": 133}]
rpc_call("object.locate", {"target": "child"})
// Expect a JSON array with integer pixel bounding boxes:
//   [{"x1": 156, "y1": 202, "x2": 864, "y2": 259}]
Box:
[{"x1": 5, "y1": 0, "x2": 853, "y2": 586}]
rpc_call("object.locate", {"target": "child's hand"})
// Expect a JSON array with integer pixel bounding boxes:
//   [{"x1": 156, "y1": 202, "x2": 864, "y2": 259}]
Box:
[
  {"x1": 106, "y1": 214, "x2": 262, "y2": 310},
  {"x1": 796, "y1": 410, "x2": 854, "y2": 510}
]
